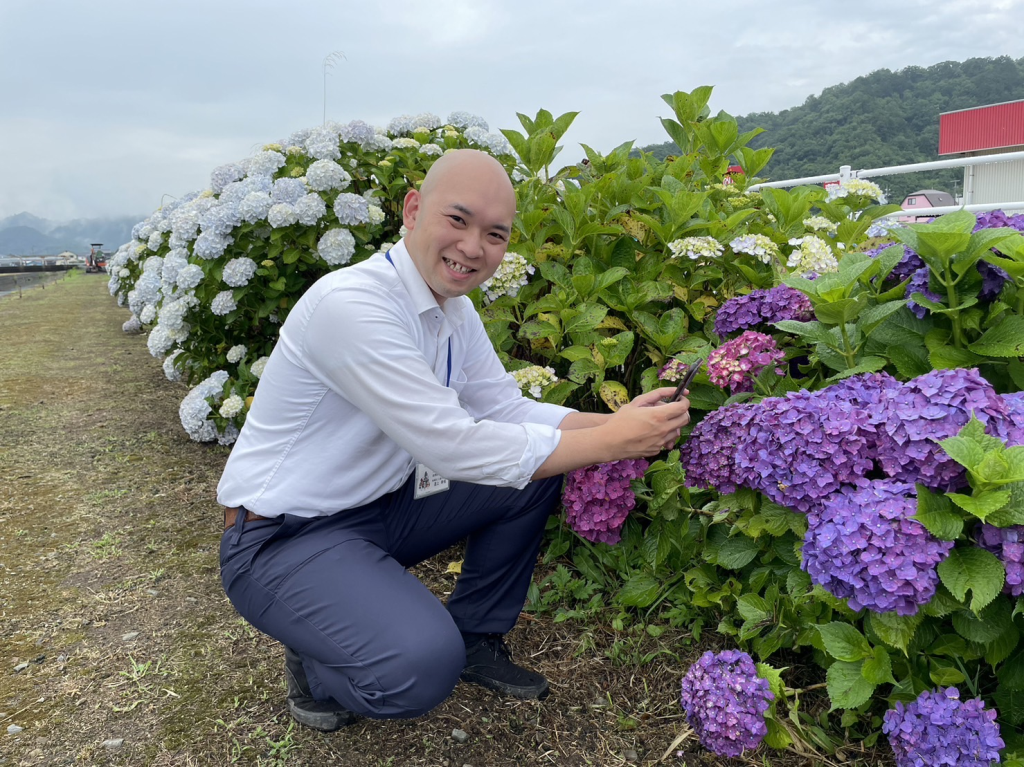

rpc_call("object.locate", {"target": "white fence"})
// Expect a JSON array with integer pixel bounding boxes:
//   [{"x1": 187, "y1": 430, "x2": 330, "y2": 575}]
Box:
[{"x1": 748, "y1": 150, "x2": 1024, "y2": 218}]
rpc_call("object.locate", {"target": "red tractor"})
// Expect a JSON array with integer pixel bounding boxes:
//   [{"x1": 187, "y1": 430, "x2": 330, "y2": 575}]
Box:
[{"x1": 85, "y1": 243, "x2": 107, "y2": 273}]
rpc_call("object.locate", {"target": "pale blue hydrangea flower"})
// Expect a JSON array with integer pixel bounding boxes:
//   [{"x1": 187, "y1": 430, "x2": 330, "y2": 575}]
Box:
[
  {"x1": 447, "y1": 111, "x2": 488, "y2": 131},
  {"x1": 338, "y1": 120, "x2": 376, "y2": 148},
  {"x1": 306, "y1": 159, "x2": 351, "y2": 192},
  {"x1": 157, "y1": 297, "x2": 191, "y2": 333},
  {"x1": 139, "y1": 305, "x2": 157, "y2": 324},
  {"x1": 199, "y1": 202, "x2": 242, "y2": 236},
  {"x1": 463, "y1": 127, "x2": 513, "y2": 155},
  {"x1": 267, "y1": 203, "x2": 299, "y2": 229},
  {"x1": 122, "y1": 314, "x2": 143, "y2": 334},
  {"x1": 411, "y1": 113, "x2": 443, "y2": 131},
  {"x1": 222, "y1": 257, "x2": 258, "y2": 287},
  {"x1": 317, "y1": 228, "x2": 356, "y2": 266},
  {"x1": 147, "y1": 325, "x2": 176, "y2": 357},
  {"x1": 210, "y1": 163, "x2": 246, "y2": 194},
  {"x1": 304, "y1": 126, "x2": 341, "y2": 160},
  {"x1": 333, "y1": 193, "x2": 370, "y2": 225},
  {"x1": 239, "y1": 192, "x2": 273, "y2": 223},
  {"x1": 162, "y1": 349, "x2": 184, "y2": 382},
  {"x1": 803, "y1": 215, "x2": 838, "y2": 234},
  {"x1": 161, "y1": 249, "x2": 189, "y2": 288},
  {"x1": 193, "y1": 232, "x2": 233, "y2": 260},
  {"x1": 420, "y1": 143, "x2": 443, "y2": 157},
  {"x1": 387, "y1": 114, "x2": 415, "y2": 135},
  {"x1": 295, "y1": 193, "x2": 327, "y2": 226},
  {"x1": 272, "y1": 177, "x2": 308, "y2": 205},
  {"x1": 176, "y1": 264, "x2": 204, "y2": 290},
  {"x1": 178, "y1": 370, "x2": 229, "y2": 442},
  {"x1": 730, "y1": 234, "x2": 780, "y2": 264},
  {"x1": 243, "y1": 149, "x2": 287, "y2": 178},
  {"x1": 286, "y1": 128, "x2": 312, "y2": 148},
  {"x1": 211, "y1": 291, "x2": 237, "y2": 316},
  {"x1": 147, "y1": 231, "x2": 164, "y2": 252}
]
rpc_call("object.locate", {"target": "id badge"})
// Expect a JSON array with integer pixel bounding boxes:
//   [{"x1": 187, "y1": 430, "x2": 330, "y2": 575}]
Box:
[{"x1": 414, "y1": 463, "x2": 450, "y2": 499}]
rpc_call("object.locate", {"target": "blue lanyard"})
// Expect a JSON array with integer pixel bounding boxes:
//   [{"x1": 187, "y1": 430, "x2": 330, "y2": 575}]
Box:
[{"x1": 385, "y1": 250, "x2": 452, "y2": 387}]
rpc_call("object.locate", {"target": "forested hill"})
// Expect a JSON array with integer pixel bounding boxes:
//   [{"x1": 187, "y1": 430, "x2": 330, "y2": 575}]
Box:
[{"x1": 641, "y1": 56, "x2": 1024, "y2": 203}]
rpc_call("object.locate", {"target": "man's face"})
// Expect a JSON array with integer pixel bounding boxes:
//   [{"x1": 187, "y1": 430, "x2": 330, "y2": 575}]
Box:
[{"x1": 402, "y1": 159, "x2": 516, "y2": 305}]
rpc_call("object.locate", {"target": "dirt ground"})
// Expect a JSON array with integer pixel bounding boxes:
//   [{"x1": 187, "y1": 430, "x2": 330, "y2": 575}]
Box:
[{"x1": 0, "y1": 273, "x2": 876, "y2": 766}]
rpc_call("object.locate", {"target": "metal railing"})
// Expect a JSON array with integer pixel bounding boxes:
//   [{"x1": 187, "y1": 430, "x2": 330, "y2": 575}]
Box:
[{"x1": 748, "y1": 150, "x2": 1024, "y2": 218}]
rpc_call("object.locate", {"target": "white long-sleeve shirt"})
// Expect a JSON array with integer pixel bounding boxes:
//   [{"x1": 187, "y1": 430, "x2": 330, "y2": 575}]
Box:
[{"x1": 217, "y1": 239, "x2": 573, "y2": 518}]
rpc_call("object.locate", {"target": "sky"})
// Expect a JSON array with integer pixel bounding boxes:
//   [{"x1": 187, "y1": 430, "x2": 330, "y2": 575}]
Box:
[{"x1": 2, "y1": 0, "x2": 1023, "y2": 224}]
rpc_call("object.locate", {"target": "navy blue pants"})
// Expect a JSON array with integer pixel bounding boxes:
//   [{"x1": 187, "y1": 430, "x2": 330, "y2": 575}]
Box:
[{"x1": 220, "y1": 474, "x2": 562, "y2": 719}]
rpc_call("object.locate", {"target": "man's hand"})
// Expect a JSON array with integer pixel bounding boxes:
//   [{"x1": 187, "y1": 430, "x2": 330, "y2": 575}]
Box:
[{"x1": 603, "y1": 387, "x2": 691, "y2": 456}]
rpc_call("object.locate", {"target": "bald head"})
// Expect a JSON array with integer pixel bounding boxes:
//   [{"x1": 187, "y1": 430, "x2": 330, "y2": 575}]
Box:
[{"x1": 402, "y1": 149, "x2": 518, "y2": 305}]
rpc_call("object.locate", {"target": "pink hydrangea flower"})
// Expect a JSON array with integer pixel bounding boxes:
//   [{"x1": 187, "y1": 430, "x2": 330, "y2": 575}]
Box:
[
  {"x1": 562, "y1": 459, "x2": 649, "y2": 545},
  {"x1": 707, "y1": 331, "x2": 785, "y2": 393}
]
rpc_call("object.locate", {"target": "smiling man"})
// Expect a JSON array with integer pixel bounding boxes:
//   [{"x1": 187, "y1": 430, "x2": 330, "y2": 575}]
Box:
[{"x1": 217, "y1": 149, "x2": 691, "y2": 731}]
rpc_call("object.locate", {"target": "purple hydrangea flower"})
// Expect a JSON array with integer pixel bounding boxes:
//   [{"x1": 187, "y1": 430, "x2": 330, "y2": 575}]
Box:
[
  {"x1": 707, "y1": 331, "x2": 785, "y2": 394},
  {"x1": 562, "y1": 459, "x2": 649, "y2": 545},
  {"x1": 714, "y1": 285, "x2": 814, "y2": 337},
  {"x1": 680, "y1": 650, "x2": 773, "y2": 758},
  {"x1": 976, "y1": 523, "x2": 1024, "y2": 597},
  {"x1": 977, "y1": 260, "x2": 1010, "y2": 303},
  {"x1": 679, "y1": 403, "x2": 760, "y2": 494},
  {"x1": 876, "y1": 368, "x2": 1013, "y2": 491},
  {"x1": 802, "y1": 480, "x2": 953, "y2": 615},
  {"x1": 864, "y1": 244, "x2": 924, "y2": 285},
  {"x1": 658, "y1": 357, "x2": 689, "y2": 382},
  {"x1": 882, "y1": 687, "x2": 1004, "y2": 767},
  {"x1": 906, "y1": 266, "x2": 942, "y2": 319},
  {"x1": 1002, "y1": 391, "x2": 1024, "y2": 447}
]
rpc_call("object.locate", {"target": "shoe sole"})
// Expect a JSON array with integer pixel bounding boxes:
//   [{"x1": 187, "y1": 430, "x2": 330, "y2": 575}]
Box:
[{"x1": 460, "y1": 670, "x2": 550, "y2": 700}]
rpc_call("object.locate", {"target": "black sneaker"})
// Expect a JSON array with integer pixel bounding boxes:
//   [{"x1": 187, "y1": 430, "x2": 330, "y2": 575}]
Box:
[
  {"x1": 460, "y1": 634, "x2": 549, "y2": 700},
  {"x1": 284, "y1": 646, "x2": 357, "y2": 731}
]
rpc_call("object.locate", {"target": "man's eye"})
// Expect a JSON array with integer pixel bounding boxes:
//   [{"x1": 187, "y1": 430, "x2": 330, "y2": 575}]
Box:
[{"x1": 449, "y1": 215, "x2": 465, "y2": 225}]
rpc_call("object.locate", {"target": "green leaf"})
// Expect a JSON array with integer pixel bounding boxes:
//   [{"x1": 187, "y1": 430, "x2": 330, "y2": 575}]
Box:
[
  {"x1": 817, "y1": 623, "x2": 872, "y2": 662},
  {"x1": 762, "y1": 716, "x2": 793, "y2": 750},
  {"x1": 862, "y1": 646, "x2": 897, "y2": 685},
  {"x1": 999, "y1": 649, "x2": 1024, "y2": 690},
  {"x1": 929, "y1": 664, "x2": 967, "y2": 686},
  {"x1": 987, "y1": 482, "x2": 1024, "y2": 527},
  {"x1": 940, "y1": 435, "x2": 986, "y2": 471},
  {"x1": 953, "y1": 597, "x2": 1012, "y2": 643},
  {"x1": 716, "y1": 535, "x2": 761, "y2": 570},
  {"x1": 969, "y1": 316, "x2": 1024, "y2": 357},
  {"x1": 993, "y1": 687, "x2": 1024, "y2": 726},
  {"x1": 887, "y1": 344, "x2": 932, "y2": 379},
  {"x1": 869, "y1": 611, "x2": 922, "y2": 654},
  {"x1": 929, "y1": 344, "x2": 986, "y2": 370},
  {"x1": 947, "y1": 490, "x2": 1011, "y2": 520},
  {"x1": 616, "y1": 573, "x2": 660, "y2": 608},
  {"x1": 772, "y1": 319, "x2": 834, "y2": 345},
  {"x1": 826, "y1": 660, "x2": 875, "y2": 710},
  {"x1": 736, "y1": 594, "x2": 771, "y2": 623},
  {"x1": 938, "y1": 548, "x2": 1006, "y2": 614},
  {"x1": 858, "y1": 300, "x2": 907, "y2": 335},
  {"x1": 564, "y1": 304, "x2": 608, "y2": 334},
  {"x1": 913, "y1": 485, "x2": 965, "y2": 541}
]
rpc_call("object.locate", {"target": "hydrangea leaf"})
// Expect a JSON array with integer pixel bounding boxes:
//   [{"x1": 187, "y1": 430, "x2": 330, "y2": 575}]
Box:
[
  {"x1": 736, "y1": 594, "x2": 772, "y2": 623},
  {"x1": 598, "y1": 381, "x2": 629, "y2": 412},
  {"x1": 886, "y1": 343, "x2": 932, "y2": 379},
  {"x1": 947, "y1": 490, "x2": 1011, "y2": 520},
  {"x1": 862, "y1": 646, "x2": 897, "y2": 685},
  {"x1": 786, "y1": 569, "x2": 812, "y2": 598},
  {"x1": 869, "y1": 611, "x2": 923, "y2": 655},
  {"x1": 715, "y1": 535, "x2": 761, "y2": 570},
  {"x1": 939, "y1": 434, "x2": 987, "y2": 472},
  {"x1": 975, "y1": 450, "x2": 1012, "y2": 485},
  {"x1": 927, "y1": 634, "x2": 968, "y2": 656},
  {"x1": 616, "y1": 573, "x2": 660, "y2": 608},
  {"x1": 984, "y1": 621, "x2": 1020, "y2": 667},
  {"x1": 938, "y1": 548, "x2": 1005, "y2": 614},
  {"x1": 928, "y1": 343, "x2": 986, "y2": 370},
  {"x1": 817, "y1": 623, "x2": 873, "y2": 663},
  {"x1": 813, "y1": 296, "x2": 869, "y2": 326},
  {"x1": 772, "y1": 319, "x2": 833, "y2": 345},
  {"x1": 826, "y1": 660, "x2": 875, "y2": 711},
  {"x1": 914, "y1": 485, "x2": 965, "y2": 540},
  {"x1": 564, "y1": 304, "x2": 609, "y2": 334},
  {"x1": 823, "y1": 356, "x2": 887, "y2": 381},
  {"x1": 762, "y1": 716, "x2": 794, "y2": 749},
  {"x1": 953, "y1": 596, "x2": 1012, "y2": 643},
  {"x1": 995, "y1": 687, "x2": 1024, "y2": 727},
  {"x1": 969, "y1": 315, "x2": 1024, "y2": 357},
  {"x1": 858, "y1": 300, "x2": 907, "y2": 336},
  {"x1": 998, "y1": 649, "x2": 1024, "y2": 690},
  {"x1": 929, "y1": 663, "x2": 966, "y2": 686},
  {"x1": 922, "y1": 584, "x2": 966, "y2": 618}
]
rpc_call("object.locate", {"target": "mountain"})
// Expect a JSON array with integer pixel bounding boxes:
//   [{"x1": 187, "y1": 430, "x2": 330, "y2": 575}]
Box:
[
  {"x1": 641, "y1": 56, "x2": 1024, "y2": 203},
  {"x1": 0, "y1": 214, "x2": 142, "y2": 255}
]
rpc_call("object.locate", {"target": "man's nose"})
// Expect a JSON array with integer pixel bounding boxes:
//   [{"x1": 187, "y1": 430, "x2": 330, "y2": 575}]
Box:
[{"x1": 457, "y1": 230, "x2": 484, "y2": 258}]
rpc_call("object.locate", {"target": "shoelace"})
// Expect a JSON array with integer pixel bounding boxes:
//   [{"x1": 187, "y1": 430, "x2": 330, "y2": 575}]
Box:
[{"x1": 477, "y1": 634, "x2": 512, "y2": 661}]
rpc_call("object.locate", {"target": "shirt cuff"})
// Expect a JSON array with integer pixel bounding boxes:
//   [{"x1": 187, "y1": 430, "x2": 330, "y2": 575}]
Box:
[{"x1": 514, "y1": 422, "x2": 563, "y2": 488}]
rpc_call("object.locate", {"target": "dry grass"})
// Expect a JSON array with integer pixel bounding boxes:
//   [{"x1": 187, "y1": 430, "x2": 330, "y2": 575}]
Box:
[{"x1": 0, "y1": 273, "x2": 886, "y2": 766}]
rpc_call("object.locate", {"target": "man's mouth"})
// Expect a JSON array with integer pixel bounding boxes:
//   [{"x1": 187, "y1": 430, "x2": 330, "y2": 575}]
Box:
[{"x1": 443, "y1": 257, "x2": 475, "y2": 275}]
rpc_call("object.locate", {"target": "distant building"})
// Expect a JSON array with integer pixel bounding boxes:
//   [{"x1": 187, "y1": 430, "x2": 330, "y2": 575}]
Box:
[
  {"x1": 939, "y1": 99, "x2": 1024, "y2": 213},
  {"x1": 898, "y1": 189, "x2": 956, "y2": 222}
]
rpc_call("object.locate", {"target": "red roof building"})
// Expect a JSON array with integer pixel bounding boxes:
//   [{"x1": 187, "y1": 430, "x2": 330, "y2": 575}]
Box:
[{"x1": 938, "y1": 100, "x2": 1024, "y2": 210}]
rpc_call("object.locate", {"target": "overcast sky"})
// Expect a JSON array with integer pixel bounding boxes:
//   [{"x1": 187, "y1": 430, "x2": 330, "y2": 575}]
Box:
[{"x1": 2, "y1": 0, "x2": 1023, "y2": 223}]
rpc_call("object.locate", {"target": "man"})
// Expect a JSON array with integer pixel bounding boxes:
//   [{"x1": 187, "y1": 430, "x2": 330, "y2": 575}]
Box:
[{"x1": 218, "y1": 149, "x2": 691, "y2": 731}]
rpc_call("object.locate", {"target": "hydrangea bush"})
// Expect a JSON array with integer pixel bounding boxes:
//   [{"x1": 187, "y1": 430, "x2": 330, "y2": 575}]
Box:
[{"x1": 111, "y1": 86, "x2": 1024, "y2": 762}]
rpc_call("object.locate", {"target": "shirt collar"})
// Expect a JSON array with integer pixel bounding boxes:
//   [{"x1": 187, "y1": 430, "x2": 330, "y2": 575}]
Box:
[{"x1": 389, "y1": 238, "x2": 467, "y2": 327}]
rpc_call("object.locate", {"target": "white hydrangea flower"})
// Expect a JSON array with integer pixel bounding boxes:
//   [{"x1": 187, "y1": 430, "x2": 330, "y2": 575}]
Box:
[
  {"x1": 210, "y1": 163, "x2": 245, "y2": 194},
  {"x1": 162, "y1": 348, "x2": 184, "y2": 381},
  {"x1": 367, "y1": 204, "x2": 385, "y2": 226},
  {"x1": 193, "y1": 232, "x2": 233, "y2": 260},
  {"x1": 399, "y1": 225, "x2": 409, "y2": 238},
  {"x1": 339, "y1": 120, "x2": 377, "y2": 148},
  {"x1": 250, "y1": 356, "x2": 270, "y2": 378},
  {"x1": 304, "y1": 126, "x2": 341, "y2": 160},
  {"x1": 463, "y1": 127, "x2": 513, "y2": 156},
  {"x1": 199, "y1": 201, "x2": 242, "y2": 235},
  {"x1": 306, "y1": 159, "x2": 351, "y2": 192},
  {"x1": 387, "y1": 114, "x2": 415, "y2": 135},
  {"x1": 176, "y1": 264, "x2": 204, "y2": 290},
  {"x1": 803, "y1": 215, "x2": 839, "y2": 234},
  {"x1": 420, "y1": 143, "x2": 443, "y2": 157},
  {"x1": 147, "y1": 325, "x2": 176, "y2": 357},
  {"x1": 295, "y1": 193, "x2": 327, "y2": 226},
  {"x1": 211, "y1": 291, "x2": 237, "y2": 316},
  {"x1": 412, "y1": 113, "x2": 442, "y2": 131},
  {"x1": 392, "y1": 137, "x2": 421, "y2": 149},
  {"x1": 158, "y1": 297, "x2": 192, "y2": 332},
  {"x1": 223, "y1": 257, "x2": 258, "y2": 287},
  {"x1": 147, "y1": 231, "x2": 164, "y2": 252},
  {"x1": 161, "y1": 249, "x2": 189, "y2": 288},
  {"x1": 729, "y1": 234, "x2": 780, "y2": 264},
  {"x1": 333, "y1": 193, "x2": 370, "y2": 225},
  {"x1": 219, "y1": 394, "x2": 245, "y2": 418},
  {"x1": 122, "y1": 315, "x2": 143, "y2": 334},
  {"x1": 239, "y1": 191, "x2": 273, "y2": 223},
  {"x1": 317, "y1": 228, "x2": 356, "y2": 266},
  {"x1": 140, "y1": 305, "x2": 157, "y2": 324},
  {"x1": 244, "y1": 149, "x2": 287, "y2": 177},
  {"x1": 272, "y1": 177, "x2": 308, "y2": 205},
  {"x1": 668, "y1": 236, "x2": 724, "y2": 261},
  {"x1": 787, "y1": 235, "x2": 839, "y2": 274},
  {"x1": 480, "y1": 252, "x2": 535, "y2": 303},
  {"x1": 511, "y1": 365, "x2": 558, "y2": 399},
  {"x1": 827, "y1": 178, "x2": 887, "y2": 203},
  {"x1": 267, "y1": 203, "x2": 299, "y2": 229},
  {"x1": 447, "y1": 111, "x2": 488, "y2": 131},
  {"x1": 178, "y1": 370, "x2": 229, "y2": 442}
]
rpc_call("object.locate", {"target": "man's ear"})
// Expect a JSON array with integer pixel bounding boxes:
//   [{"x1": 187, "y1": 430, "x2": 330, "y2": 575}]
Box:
[{"x1": 402, "y1": 189, "x2": 421, "y2": 230}]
